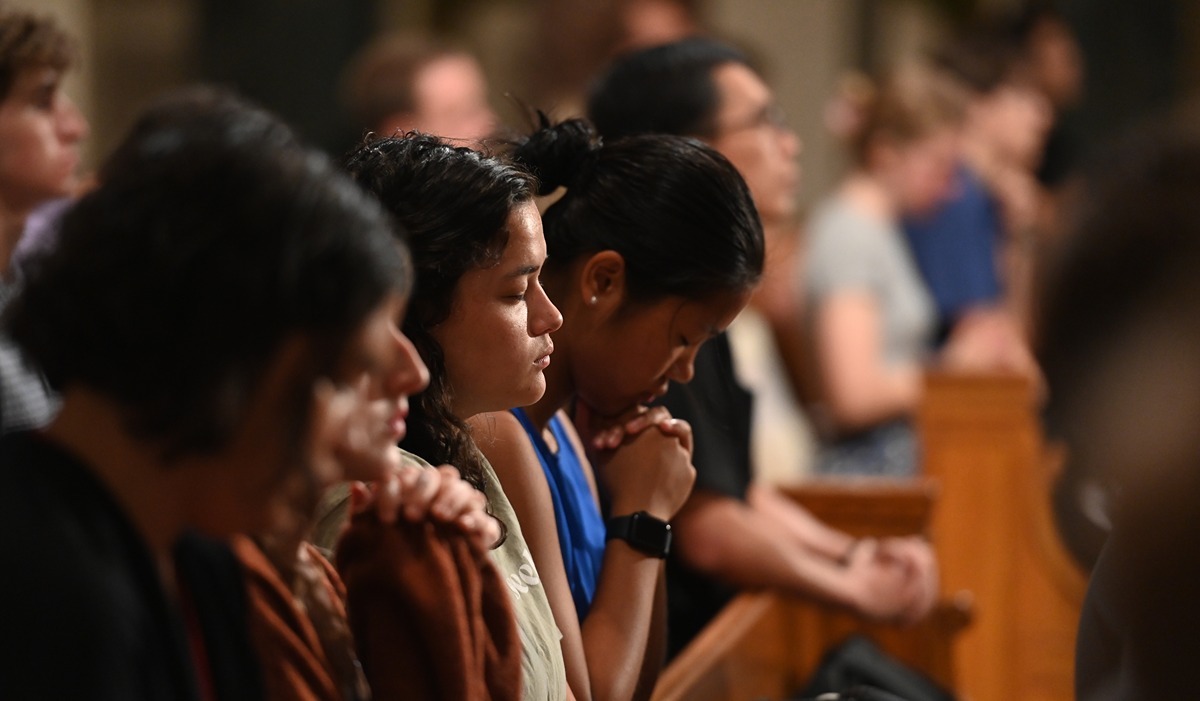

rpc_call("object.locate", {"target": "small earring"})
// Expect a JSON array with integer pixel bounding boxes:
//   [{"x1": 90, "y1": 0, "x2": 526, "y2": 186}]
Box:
[{"x1": 589, "y1": 295, "x2": 598, "y2": 305}]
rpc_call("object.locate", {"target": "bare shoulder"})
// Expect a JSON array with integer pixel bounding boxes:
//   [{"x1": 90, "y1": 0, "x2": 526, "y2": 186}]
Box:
[{"x1": 468, "y1": 411, "x2": 538, "y2": 481}]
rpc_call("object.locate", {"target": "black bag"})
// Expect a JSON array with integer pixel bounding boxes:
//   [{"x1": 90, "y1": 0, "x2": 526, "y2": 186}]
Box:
[{"x1": 793, "y1": 635, "x2": 957, "y2": 701}]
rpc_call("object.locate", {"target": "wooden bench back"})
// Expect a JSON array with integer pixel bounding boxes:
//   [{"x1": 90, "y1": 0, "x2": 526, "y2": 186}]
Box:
[
  {"x1": 655, "y1": 480, "x2": 969, "y2": 701},
  {"x1": 918, "y1": 371, "x2": 1087, "y2": 701}
]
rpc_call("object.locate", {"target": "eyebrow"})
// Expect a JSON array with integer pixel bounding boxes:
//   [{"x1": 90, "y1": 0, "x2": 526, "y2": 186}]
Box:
[{"x1": 504, "y1": 264, "x2": 541, "y2": 279}]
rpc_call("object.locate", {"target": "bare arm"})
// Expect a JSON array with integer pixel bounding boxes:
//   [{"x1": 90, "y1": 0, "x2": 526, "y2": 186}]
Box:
[
  {"x1": 814, "y1": 290, "x2": 921, "y2": 431},
  {"x1": 559, "y1": 414, "x2": 670, "y2": 701},
  {"x1": 470, "y1": 412, "x2": 593, "y2": 701},
  {"x1": 472, "y1": 411, "x2": 685, "y2": 701},
  {"x1": 745, "y1": 482, "x2": 855, "y2": 561},
  {"x1": 673, "y1": 490, "x2": 925, "y2": 621}
]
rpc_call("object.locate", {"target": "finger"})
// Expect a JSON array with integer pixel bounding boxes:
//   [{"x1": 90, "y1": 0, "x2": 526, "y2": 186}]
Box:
[
  {"x1": 656, "y1": 417, "x2": 694, "y2": 455},
  {"x1": 460, "y1": 512, "x2": 502, "y2": 551},
  {"x1": 430, "y1": 466, "x2": 474, "y2": 521},
  {"x1": 437, "y1": 486, "x2": 486, "y2": 523},
  {"x1": 404, "y1": 468, "x2": 441, "y2": 521},
  {"x1": 348, "y1": 481, "x2": 371, "y2": 514},
  {"x1": 623, "y1": 407, "x2": 671, "y2": 435},
  {"x1": 601, "y1": 426, "x2": 625, "y2": 450},
  {"x1": 373, "y1": 473, "x2": 403, "y2": 525}
]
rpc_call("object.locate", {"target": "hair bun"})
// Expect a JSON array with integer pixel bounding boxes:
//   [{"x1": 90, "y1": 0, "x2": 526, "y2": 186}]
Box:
[{"x1": 511, "y1": 115, "x2": 602, "y2": 196}]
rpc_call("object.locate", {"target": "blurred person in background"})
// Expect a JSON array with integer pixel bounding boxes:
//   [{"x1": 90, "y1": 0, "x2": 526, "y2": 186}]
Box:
[
  {"x1": 1037, "y1": 104, "x2": 1200, "y2": 700},
  {"x1": 341, "y1": 33, "x2": 496, "y2": 147},
  {"x1": 804, "y1": 62, "x2": 971, "y2": 478},
  {"x1": 903, "y1": 22, "x2": 1053, "y2": 353},
  {"x1": 0, "y1": 4, "x2": 87, "y2": 433}
]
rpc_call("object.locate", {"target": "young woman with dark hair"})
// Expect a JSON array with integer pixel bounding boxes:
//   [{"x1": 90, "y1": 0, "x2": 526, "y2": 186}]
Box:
[
  {"x1": 467, "y1": 116, "x2": 765, "y2": 701},
  {"x1": 320, "y1": 132, "x2": 569, "y2": 701}
]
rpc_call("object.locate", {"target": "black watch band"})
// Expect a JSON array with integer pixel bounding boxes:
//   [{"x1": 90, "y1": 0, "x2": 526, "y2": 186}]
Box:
[{"x1": 606, "y1": 511, "x2": 672, "y2": 558}]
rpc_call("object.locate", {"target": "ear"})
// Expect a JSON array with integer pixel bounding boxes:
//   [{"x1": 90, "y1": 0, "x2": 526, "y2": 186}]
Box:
[{"x1": 576, "y1": 250, "x2": 627, "y2": 314}]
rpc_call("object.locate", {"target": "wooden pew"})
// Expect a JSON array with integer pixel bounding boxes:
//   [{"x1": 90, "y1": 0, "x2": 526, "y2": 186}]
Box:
[
  {"x1": 918, "y1": 371, "x2": 1087, "y2": 701},
  {"x1": 654, "y1": 480, "x2": 971, "y2": 701},
  {"x1": 784, "y1": 480, "x2": 971, "y2": 692},
  {"x1": 652, "y1": 590, "x2": 796, "y2": 701}
]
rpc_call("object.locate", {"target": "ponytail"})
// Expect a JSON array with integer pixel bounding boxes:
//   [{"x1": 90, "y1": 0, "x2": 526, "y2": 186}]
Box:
[{"x1": 508, "y1": 115, "x2": 764, "y2": 304}]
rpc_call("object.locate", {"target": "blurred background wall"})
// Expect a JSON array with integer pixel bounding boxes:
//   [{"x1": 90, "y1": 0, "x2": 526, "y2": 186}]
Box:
[{"x1": 11, "y1": 0, "x2": 1200, "y2": 212}]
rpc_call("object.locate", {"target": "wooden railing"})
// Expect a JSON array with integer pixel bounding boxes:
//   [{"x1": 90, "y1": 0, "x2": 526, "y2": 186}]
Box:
[
  {"x1": 653, "y1": 370, "x2": 1088, "y2": 701},
  {"x1": 654, "y1": 480, "x2": 970, "y2": 701}
]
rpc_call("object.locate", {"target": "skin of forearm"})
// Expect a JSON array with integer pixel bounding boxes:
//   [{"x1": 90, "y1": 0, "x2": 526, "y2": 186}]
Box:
[
  {"x1": 580, "y1": 544, "x2": 665, "y2": 701},
  {"x1": 745, "y1": 483, "x2": 855, "y2": 560},
  {"x1": 674, "y1": 495, "x2": 861, "y2": 610},
  {"x1": 827, "y1": 363, "x2": 920, "y2": 430}
]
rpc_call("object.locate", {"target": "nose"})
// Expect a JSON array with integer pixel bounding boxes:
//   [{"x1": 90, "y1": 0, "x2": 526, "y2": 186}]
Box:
[
  {"x1": 529, "y1": 282, "x2": 563, "y2": 336},
  {"x1": 383, "y1": 329, "x2": 430, "y2": 399},
  {"x1": 665, "y1": 346, "x2": 698, "y2": 385},
  {"x1": 780, "y1": 127, "x2": 802, "y2": 159},
  {"x1": 57, "y1": 94, "x2": 89, "y2": 144},
  {"x1": 1033, "y1": 93, "x2": 1054, "y2": 136}
]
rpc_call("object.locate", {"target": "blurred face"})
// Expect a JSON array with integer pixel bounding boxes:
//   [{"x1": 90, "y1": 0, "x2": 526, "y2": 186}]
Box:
[
  {"x1": 431, "y1": 201, "x2": 563, "y2": 419},
  {"x1": 975, "y1": 83, "x2": 1052, "y2": 170},
  {"x1": 1029, "y1": 18, "x2": 1084, "y2": 109},
  {"x1": 337, "y1": 290, "x2": 432, "y2": 451},
  {"x1": 708, "y1": 62, "x2": 802, "y2": 227},
  {"x1": 884, "y1": 128, "x2": 962, "y2": 216},
  {"x1": 570, "y1": 287, "x2": 750, "y2": 418},
  {"x1": 411, "y1": 53, "x2": 496, "y2": 145},
  {"x1": 0, "y1": 66, "x2": 88, "y2": 216},
  {"x1": 197, "y1": 290, "x2": 430, "y2": 536}
]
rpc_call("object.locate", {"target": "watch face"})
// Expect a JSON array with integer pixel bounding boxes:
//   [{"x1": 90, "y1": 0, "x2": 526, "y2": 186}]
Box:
[{"x1": 629, "y1": 512, "x2": 672, "y2": 557}]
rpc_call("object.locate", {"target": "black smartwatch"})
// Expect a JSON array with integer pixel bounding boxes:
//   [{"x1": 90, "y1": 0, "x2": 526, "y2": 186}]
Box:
[{"x1": 606, "y1": 511, "x2": 672, "y2": 558}]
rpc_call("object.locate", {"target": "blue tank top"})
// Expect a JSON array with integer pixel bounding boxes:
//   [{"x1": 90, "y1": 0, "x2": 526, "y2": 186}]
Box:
[{"x1": 512, "y1": 407, "x2": 606, "y2": 620}]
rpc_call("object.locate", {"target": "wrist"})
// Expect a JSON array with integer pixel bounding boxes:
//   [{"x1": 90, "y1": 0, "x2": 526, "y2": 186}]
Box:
[
  {"x1": 606, "y1": 511, "x2": 672, "y2": 558},
  {"x1": 609, "y1": 498, "x2": 672, "y2": 521}
]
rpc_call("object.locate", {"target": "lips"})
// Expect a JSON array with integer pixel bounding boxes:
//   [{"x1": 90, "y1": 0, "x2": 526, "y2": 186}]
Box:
[
  {"x1": 387, "y1": 402, "x2": 409, "y2": 441},
  {"x1": 642, "y1": 382, "x2": 670, "y2": 405},
  {"x1": 533, "y1": 340, "x2": 554, "y2": 369}
]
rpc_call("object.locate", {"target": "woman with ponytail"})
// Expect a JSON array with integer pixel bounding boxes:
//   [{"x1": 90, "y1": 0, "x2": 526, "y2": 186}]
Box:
[{"x1": 470, "y1": 116, "x2": 764, "y2": 701}]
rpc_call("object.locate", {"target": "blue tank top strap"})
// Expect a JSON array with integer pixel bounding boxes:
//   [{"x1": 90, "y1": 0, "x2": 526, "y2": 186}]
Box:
[{"x1": 511, "y1": 407, "x2": 606, "y2": 620}]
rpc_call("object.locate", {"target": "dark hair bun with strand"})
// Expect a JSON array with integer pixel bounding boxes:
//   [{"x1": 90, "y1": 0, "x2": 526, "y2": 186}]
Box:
[{"x1": 510, "y1": 115, "x2": 601, "y2": 195}]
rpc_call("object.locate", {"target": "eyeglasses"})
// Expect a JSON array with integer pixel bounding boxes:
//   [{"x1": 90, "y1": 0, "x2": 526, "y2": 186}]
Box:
[{"x1": 718, "y1": 102, "x2": 789, "y2": 137}]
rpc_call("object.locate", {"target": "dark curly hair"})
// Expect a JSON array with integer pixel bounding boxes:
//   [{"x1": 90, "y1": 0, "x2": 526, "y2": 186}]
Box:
[{"x1": 344, "y1": 133, "x2": 536, "y2": 492}]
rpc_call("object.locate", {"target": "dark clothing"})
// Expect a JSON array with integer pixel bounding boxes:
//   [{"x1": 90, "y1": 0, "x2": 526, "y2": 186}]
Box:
[
  {"x1": 658, "y1": 333, "x2": 753, "y2": 658},
  {"x1": 1075, "y1": 535, "x2": 1126, "y2": 701},
  {"x1": 0, "y1": 430, "x2": 262, "y2": 701},
  {"x1": 1075, "y1": 519, "x2": 1200, "y2": 700}
]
